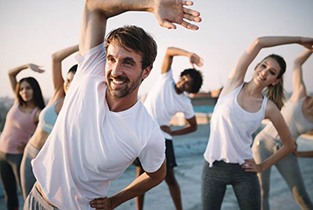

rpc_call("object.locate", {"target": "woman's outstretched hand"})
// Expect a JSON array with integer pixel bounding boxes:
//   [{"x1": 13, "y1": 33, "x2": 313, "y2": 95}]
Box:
[{"x1": 28, "y1": 63, "x2": 45, "y2": 73}]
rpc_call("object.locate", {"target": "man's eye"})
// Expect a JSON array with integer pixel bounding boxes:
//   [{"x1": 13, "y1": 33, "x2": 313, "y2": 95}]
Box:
[
  {"x1": 124, "y1": 61, "x2": 134, "y2": 66},
  {"x1": 106, "y1": 56, "x2": 115, "y2": 62}
]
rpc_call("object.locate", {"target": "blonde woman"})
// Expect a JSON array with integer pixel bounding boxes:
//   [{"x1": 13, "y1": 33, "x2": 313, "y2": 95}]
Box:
[{"x1": 202, "y1": 36, "x2": 313, "y2": 210}]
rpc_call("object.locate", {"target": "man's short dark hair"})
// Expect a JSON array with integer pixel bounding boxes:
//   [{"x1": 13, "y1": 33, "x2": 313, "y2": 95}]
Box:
[{"x1": 180, "y1": 68, "x2": 203, "y2": 93}]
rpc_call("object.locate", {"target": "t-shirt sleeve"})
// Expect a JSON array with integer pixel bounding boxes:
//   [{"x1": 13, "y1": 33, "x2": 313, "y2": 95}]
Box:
[
  {"x1": 161, "y1": 68, "x2": 174, "y2": 81},
  {"x1": 75, "y1": 43, "x2": 106, "y2": 77},
  {"x1": 182, "y1": 99, "x2": 195, "y2": 119},
  {"x1": 138, "y1": 127, "x2": 165, "y2": 173}
]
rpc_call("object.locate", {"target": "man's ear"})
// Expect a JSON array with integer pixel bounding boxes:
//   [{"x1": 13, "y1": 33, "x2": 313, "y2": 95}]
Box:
[{"x1": 142, "y1": 66, "x2": 152, "y2": 80}]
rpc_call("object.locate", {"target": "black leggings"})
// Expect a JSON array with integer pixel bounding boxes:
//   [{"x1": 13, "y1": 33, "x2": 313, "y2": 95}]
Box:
[{"x1": 0, "y1": 151, "x2": 23, "y2": 210}]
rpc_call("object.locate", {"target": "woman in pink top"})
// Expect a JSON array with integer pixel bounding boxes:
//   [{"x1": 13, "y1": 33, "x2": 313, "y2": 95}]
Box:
[{"x1": 0, "y1": 64, "x2": 45, "y2": 210}]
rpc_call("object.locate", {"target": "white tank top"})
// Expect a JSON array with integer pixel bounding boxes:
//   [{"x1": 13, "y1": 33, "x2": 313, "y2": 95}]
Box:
[
  {"x1": 262, "y1": 97, "x2": 313, "y2": 140},
  {"x1": 204, "y1": 83, "x2": 268, "y2": 166}
]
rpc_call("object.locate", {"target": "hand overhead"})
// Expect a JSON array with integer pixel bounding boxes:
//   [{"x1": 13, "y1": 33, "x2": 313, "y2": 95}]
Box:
[
  {"x1": 300, "y1": 37, "x2": 313, "y2": 50},
  {"x1": 190, "y1": 53, "x2": 204, "y2": 68},
  {"x1": 29, "y1": 63, "x2": 45, "y2": 73},
  {"x1": 152, "y1": 0, "x2": 201, "y2": 30}
]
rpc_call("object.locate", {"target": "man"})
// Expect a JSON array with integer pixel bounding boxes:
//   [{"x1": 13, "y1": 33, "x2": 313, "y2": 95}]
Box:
[
  {"x1": 135, "y1": 47, "x2": 203, "y2": 210},
  {"x1": 23, "y1": 0, "x2": 201, "y2": 209}
]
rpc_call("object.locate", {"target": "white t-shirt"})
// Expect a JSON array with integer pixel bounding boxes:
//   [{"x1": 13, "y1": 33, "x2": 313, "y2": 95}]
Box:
[
  {"x1": 32, "y1": 44, "x2": 165, "y2": 210},
  {"x1": 143, "y1": 69, "x2": 194, "y2": 139},
  {"x1": 204, "y1": 84, "x2": 267, "y2": 166}
]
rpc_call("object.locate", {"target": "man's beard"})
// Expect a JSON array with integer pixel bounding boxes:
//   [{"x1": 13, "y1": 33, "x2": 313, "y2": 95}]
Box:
[{"x1": 106, "y1": 74, "x2": 142, "y2": 98}]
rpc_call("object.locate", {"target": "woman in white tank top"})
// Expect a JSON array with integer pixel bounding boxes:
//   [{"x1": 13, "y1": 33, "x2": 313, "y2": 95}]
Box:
[{"x1": 202, "y1": 36, "x2": 313, "y2": 210}]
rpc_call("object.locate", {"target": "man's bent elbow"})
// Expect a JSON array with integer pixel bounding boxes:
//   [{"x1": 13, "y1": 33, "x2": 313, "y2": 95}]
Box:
[{"x1": 287, "y1": 141, "x2": 297, "y2": 153}]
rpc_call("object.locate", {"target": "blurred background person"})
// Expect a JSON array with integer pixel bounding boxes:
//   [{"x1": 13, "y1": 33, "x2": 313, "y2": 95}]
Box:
[
  {"x1": 20, "y1": 44, "x2": 78, "y2": 199},
  {"x1": 135, "y1": 46, "x2": 203, "y2": 210},
  {"x1": 0, "y1": 64, "x2": 45, "y2": 210},
  {"x1": 253, "y1": 49, "x2": 313, "y2": 210}
]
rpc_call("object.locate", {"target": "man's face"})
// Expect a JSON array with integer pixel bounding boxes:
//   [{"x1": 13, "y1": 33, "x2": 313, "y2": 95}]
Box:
[
  {"x1": 105, "y1": 41, "x2": 151, "y2": 98},
  {"x1": 176, "y1": 75, "x2": 194, "y2": 93}
]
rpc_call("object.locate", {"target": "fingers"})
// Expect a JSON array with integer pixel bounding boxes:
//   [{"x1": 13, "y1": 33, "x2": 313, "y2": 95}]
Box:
[
  {"x1": 155, "y1": 0, "x2": 201, "y2": 30},
  {"x1": 159, "y1": 20, "x2": 177, "y2": 30},
  {"x1": 35, "y1": 67, "x2": 45, "y2": 73},
  {"x1": 158, "y1": 10, "x2": 200, "y2": 30},
  {"x1": 90, "y1": 197, "x2": 111, "y2": 210},
  {"x1": 180, "y1": 20, "x2": 199, "y2": 30},
  {"x1": 30, "y1": 64, "x2": 45, "y2": 73},
  {"x1": 191, "y1": 57, "x2": 204, "y2": 67},
  {"x1": 242, "y1": 162, "x2": 254, "y2": 172},
  {"x1": 183, "y1": 8, "x2": 201, "y2": 22},
  {"x1": 180, "y1": 7, "x2": 201, "y2": 30},
  {"x1": 182, "y1": 0, "x2": 194, "y2": 6},
  {"x1": 196, "y1": 57, "x2": 204, "y2": 67},
  {"x1": 242, "y1": 159, "x2": 260, "y2": 173}
]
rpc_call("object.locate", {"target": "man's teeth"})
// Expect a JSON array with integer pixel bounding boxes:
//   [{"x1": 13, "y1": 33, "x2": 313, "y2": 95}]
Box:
[{"x1": 112, "y1": 79, "x2": 124, "y2": 84}]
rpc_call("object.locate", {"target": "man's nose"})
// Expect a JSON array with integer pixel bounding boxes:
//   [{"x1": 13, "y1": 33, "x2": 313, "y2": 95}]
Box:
[{"x1": 111, "y1": 63, "x2": 123, "y2": 76}]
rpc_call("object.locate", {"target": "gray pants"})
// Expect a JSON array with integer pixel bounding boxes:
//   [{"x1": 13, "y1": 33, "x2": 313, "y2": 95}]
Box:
[
  {"x1": 201, "y1": 160, "x2": 260, "y2": 210},
  {"x1": 252, "y1": 132, "x2": 313, "y2": 210},
  {"x1": 23, "y1": 184, "x2": 58, "y2": 210},
  {"x1": 20, "y1": 143, "x2": 40, "y2": 199}
]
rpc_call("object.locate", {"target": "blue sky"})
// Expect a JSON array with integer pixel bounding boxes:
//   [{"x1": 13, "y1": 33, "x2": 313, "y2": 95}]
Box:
[{"x1": 1, "y1": 0, "x2": 313, "y2": 99}]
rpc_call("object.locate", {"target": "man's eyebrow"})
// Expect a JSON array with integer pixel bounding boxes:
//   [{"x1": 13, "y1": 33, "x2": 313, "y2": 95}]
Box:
[
  {"x1": 123, "y1": 57, "x2": 136, "y2": 64},
  {"x1": 106, "y1": 54, "x2": 113, "y2": 59}
]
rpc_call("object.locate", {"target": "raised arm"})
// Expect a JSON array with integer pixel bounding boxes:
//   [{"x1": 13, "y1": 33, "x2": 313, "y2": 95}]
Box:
[
  {"x1": 222, "y1": 36, "x2": 313, "y2": 97},
  {"x1": 8, "y1": 63, "x2": 44, "y2": 94},
  {"x1": 260, "y1": 101, "x2": 296, "y2": 171},
  {"x1": 79, "y1": 0, "x2": 201, "y2": 55},
  {"x1": 161, "y1": 116, "x2": 197, "y2": 138},
  {"x1": 51, "y1": 45, "x2": 79, "y2": 97},
  {"x1": 161, "y1": 47, "x2": 203, "y2": 74},
  {"x1": 289, "y1": 49, "x2": 313, "y2": 101},
  {"x1": 245, "y1": 101, "x2": 296, "y2": 173}
]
